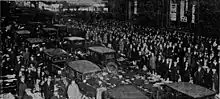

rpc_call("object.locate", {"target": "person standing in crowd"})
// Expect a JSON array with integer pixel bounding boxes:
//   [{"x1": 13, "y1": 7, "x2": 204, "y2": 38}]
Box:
[
  {"x1": 191, "y1": 51, "x2": 198, "y2": 77},
  {"x1": 25, "y1": 67, "x2": 36, "y2": 89},
  {"x1": 194, "y1": 66, "x2": 204, "y2": 86},
  {"x1": 43, "y1": 76, "x2": 54, "y2": 99},
  {"x1": 18, "y1": 76, "x2": 27, "y2": 99},
  {"x1": 149, "y1": 52, "x2": 156, "y2": 75},
  {"x1": 15, "y1": 56, "x2": 22, "y2": 75},
  {"x1": 182, "y1": 62, "x2": 191, "y2": 82},
  {"x1": 212, "y1": 69, "x2": 219, "y2": 93},
  {"x1": 67, "y1": 80, "x2": 82, "y2": 99},
  {"x1": 23, "y1": 48, "x2": 30, "y2": 68},
  {"x1": 170, "y1": 61, "x2": 179, "y2": 82},
  {"x1": 203, "y1": 67, "x2": 213, "y2": 89},
  {"x1": 54, "y1": 76, "x2": 67, "y2": 99},
  {"x1": 161, "y1": 59, "x2": 169, "y2": 80}
]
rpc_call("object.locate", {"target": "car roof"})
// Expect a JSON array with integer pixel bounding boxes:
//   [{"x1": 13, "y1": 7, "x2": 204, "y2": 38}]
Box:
[
  {"x1": 53, "y1": 24, "x2": 66, "y2": 27},
  {"x1": 88, "y1": 46, "x2": 115, "y2": 54},
  {"x1": 67, "y1": 60, "x2": 101, "y2": 74},
  {"x1": 165, "y1": 82, "x2": 216, "y2": 98},
  {"x1": 107, "y1": 85, "x2": 149, "y2": 99},
  {"x1": 28, "y1": 21, "x2": 43, "y2": 24},
  {"x1": 16, "y1": 30, "x2": 30, "y2": 35},
  {"x1": 64, "y1": 36, "x2": 85, "y2": 41},
  {"x1": 26, "y1": 38, "x2": 44, "y2": 44},
  {"x1": 42, "y1": 28, "x2": 57, "y2": 32},
  {"x1": 44, "y1": 48, "x2": 68, "y2": 57}
]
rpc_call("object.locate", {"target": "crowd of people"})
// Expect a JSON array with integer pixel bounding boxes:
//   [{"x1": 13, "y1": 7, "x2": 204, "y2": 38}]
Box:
[
  {"x1": 67, "y1": 18, "x2": 219, "y2": 93},
  {"x1": 1, "y1": 8, "x2": 220, "y2": 99},
  {"x1": 0, "y1": 14, "x2": 88, "y2": 99}
]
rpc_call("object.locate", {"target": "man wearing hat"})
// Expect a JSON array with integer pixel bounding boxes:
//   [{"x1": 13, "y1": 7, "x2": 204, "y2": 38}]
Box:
[
  {"x1": 18, "y1": 76, "x2": 27, "y2": 99},
  {"x1": 203, "y1": 67, "x2": 213, "y2": 89},
  {"x1": 43, "y1": 75, "x2": 54, "y2": 99},
  {"x1": 212, "y1": 69, "x2": 219, "y2": 93},
  {"x1": 194, "y1": 66, "x2": 203, "y2": 85}
]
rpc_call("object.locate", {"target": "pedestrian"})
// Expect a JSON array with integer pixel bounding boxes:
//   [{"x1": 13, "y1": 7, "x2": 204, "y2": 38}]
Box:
[
  {"x1": 170, "y1": 61, "x2": 179, "y2": 82},
  {"x1": 43, "y1": 76, "x2": 54, "y2": 99},
  {"x1": 25, "y1": 67, "x2": 36, "y2": 89},
  {"x1": 194, "y1": 66, "x2": 204, "y2": 86},
  {"x1": 203, "y1": 67, "x2": 213, "y2": 89},
  {"x1": 23, "y1": 48, "x2": 30, "y2": 68},
  {"x1": 149, "y1": 52, "x2": 156, "y2": 74},
  {"x1": 17, "y1": 76, "x2": 27, "y2": 99},
  {"x1": 182, "y1": 62, "x2": 191, "y2": 82},
  {"x1": 67, "y1": 80, "x2": 82, "y2": 99},
  {"x1": 212, "y1": 69, "x2": 219, "y2": 93}
]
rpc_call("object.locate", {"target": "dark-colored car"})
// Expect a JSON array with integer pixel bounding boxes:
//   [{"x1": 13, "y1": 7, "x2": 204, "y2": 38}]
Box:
[
  {"x1": 62, "y1": 37, "x2": 87, "y2": 59},
  {"x1": 87, "y1": 46, "x2": 118, "y2": 74},
  {"x1": 43, "y1": 48, "x2": 69, "y2": 74}
]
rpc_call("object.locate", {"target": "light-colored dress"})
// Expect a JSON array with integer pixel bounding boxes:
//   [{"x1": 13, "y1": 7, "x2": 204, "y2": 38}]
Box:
[{"x1": 67, "y1": 83, "x2": 82, "y2": 99}]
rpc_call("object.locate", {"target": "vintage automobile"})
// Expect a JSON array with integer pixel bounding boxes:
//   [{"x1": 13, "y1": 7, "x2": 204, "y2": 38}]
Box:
[
  {"x1": 64, "y1": 60, "x2": 101, "y2": 81},
  {"x1": 105, "y1": 85, "x2": 149, "y2": 99},
  {"x1": 63, "y1": 60, "x2": 149, "y2": 99},
  {"x1": 26, "y1": 38, "x2": 45, "y2": 54},
  {"x1": 43, "y1": 48, "x2": 69, "y2": 74},
  {"x1": 164, "y1": 82, "x2": 217, "y2": 99},
  {"x1": 87, "y1": 46, "x2": 118, "y2": 74},
  {"x1": 26, "y1": 38, "x2": 44, "y2": 46},
  {"x1": 62, "y1": 60, "x2": 101, "y2": 98},
  {"x1": 14, "y1": 30, "x2": 31, "y2": 45},
  {"x1": 42, "y1": 27, "x2": 58, "y2": 48},
  {"x1": 62, "y1": 36, "x2": 86, "y2": 54},
  {"x1": 42, "y1": 27, "x2": 57, "y2": 37}
]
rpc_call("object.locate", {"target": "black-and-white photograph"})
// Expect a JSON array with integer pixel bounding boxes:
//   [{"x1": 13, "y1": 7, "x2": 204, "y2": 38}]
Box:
[{"x1": 0, "y1": 0, "x2": 220, "y2": 99}]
